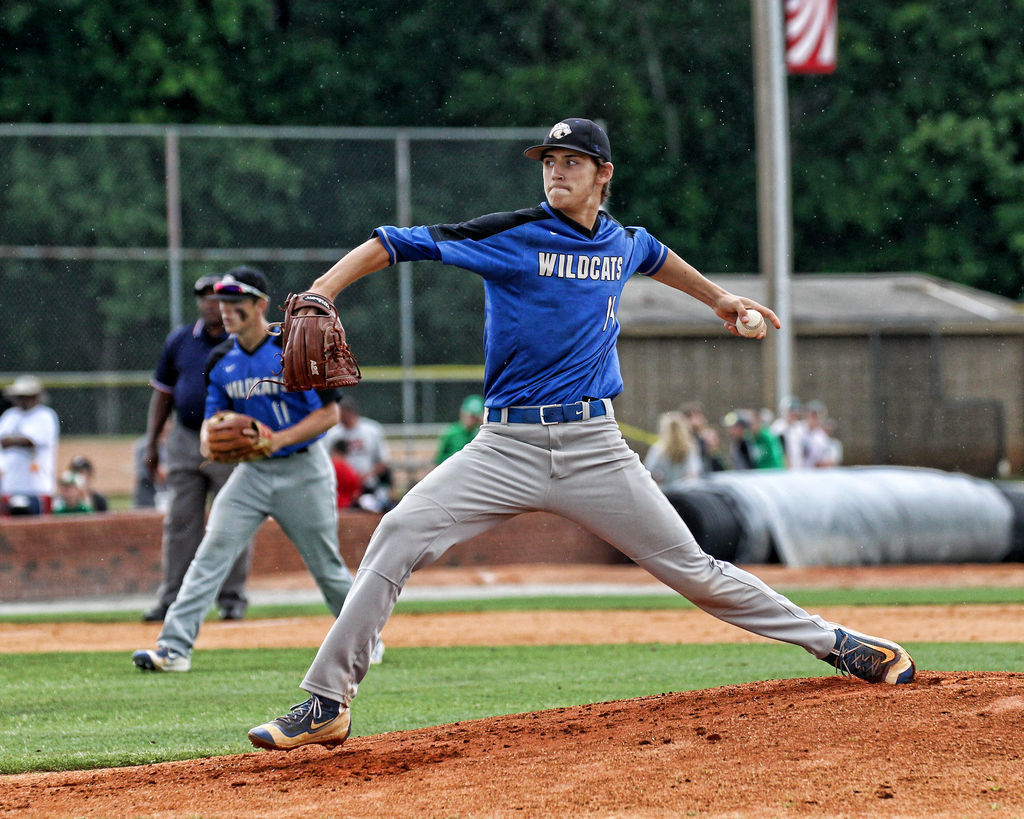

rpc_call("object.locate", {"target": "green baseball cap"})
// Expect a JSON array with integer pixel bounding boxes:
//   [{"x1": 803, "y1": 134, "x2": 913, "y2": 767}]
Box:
[{"x1": 461, "y1": 394, "x2": 485, "y2": 415}]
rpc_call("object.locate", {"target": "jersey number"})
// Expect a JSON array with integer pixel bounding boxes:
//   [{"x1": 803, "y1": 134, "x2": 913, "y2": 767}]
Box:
[
  {"x1": 270, "y1": 400, "x2": 292, "y2": 427},
  {"x1": 602, "y1": 295, "x2": 617, "y2": 332}
]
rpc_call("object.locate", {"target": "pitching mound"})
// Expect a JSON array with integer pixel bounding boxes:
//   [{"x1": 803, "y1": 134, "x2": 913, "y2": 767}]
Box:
[{"x1": 3, "y1": 670, "x2": 1021, "y2": 817}]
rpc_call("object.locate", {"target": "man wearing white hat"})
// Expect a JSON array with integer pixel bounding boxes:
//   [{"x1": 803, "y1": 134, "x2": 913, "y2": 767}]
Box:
[{"x1": 0, "y1": 375, "x2": 60, "y2": 515}]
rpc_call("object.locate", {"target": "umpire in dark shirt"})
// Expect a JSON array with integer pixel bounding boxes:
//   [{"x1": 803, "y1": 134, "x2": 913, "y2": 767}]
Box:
[{"x1": 141, "y1": 275, "x2": 253, "y2": 622}]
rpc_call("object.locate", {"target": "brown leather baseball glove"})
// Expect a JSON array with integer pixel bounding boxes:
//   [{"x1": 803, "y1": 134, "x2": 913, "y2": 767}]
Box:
[
  {"x1": 277, "y1": 292, "x2": 361, "y2": 391},
  {"x1": 206, "y1": 411, "x2": 274, "y2": 463}
]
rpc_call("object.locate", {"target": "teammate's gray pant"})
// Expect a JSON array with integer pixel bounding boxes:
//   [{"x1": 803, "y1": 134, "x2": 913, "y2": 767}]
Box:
[
  {"x1": 159, "y1": 444, "x2": 353, "y2": 656},
  {"x1": 302, "y1": 408, "x2": 838, "y2": 706},
  {"x1": 152, "y1": 423, "x2": 251, "y2": 612}
]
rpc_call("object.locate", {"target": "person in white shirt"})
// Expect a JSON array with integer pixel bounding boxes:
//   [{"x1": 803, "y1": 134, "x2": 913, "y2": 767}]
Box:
[
  {"x1": 770, "y1": 398, "x2": 808, "y2": 469},
  {"x1": 0, "y1": 375, "x2": 60, "y2": 515},
  {"x1": 322, "y1": 398, "x2": 393, "y2": 511},
  {"x1": 802, "y1": 400, "x2": 837, "y2": 468}
]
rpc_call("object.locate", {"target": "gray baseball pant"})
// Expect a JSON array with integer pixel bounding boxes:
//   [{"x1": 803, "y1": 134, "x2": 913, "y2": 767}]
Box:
[
  {"x1": 153, "y1": 423, "x2": 251, "y2": 611},
  {"x1": 301, "y1": 405, "x2": 838, "y2": 707},
  {"x1": 159, "y1": 443, "x2": 353, "y2": 656}
]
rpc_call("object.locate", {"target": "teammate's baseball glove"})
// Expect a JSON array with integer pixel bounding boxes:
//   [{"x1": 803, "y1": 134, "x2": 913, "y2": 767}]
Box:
[
  {"x1": 206, "y1": 411, "x2": 274, "y2": 463},
  {"x1": 277, "y1": 292, "x2": 361, "y2": 391}
]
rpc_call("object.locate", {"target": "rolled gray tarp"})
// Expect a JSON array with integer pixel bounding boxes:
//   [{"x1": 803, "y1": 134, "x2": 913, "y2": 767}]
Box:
[{"x1": 663, "y1": 466, "x2": 1013, "y2": 567}]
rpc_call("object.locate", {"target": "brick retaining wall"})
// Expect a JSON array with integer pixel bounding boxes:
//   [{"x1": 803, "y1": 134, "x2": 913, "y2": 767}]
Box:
[{"x1": 0, "y1": 510, "x2": 620, "y2": 602}]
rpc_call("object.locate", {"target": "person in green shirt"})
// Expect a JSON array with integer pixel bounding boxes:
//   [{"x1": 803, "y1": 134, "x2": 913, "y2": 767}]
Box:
[
  {"x1": 751, "y1": 411, "x2": 786, "y2": 469},
  {"x1": 435, "y1": 394, "x2": 484, "y2": 464},
  {"x1": 52, "y1": 470, "x2": 94, "y2": 514}
]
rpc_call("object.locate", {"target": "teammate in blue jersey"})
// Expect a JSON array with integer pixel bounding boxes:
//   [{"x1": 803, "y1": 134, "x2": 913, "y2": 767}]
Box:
[
  {"x1": 133, "y1": 267, "x2": 378, "y2": 673},
  {"x1": 141, "y1": 274, "x2": 252, "y2": 623},
  {"x1": 249, "y1": 118, "x2": 915, "y2": 751}
]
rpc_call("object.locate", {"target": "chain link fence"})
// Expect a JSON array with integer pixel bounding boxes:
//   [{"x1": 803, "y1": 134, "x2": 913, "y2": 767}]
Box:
[{"x1": 0, "y1": 124, "x2": 543, "y2": 434}]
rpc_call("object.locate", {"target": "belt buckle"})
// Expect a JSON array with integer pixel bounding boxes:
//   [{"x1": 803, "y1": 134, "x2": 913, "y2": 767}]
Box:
[{"x1": 538, "y1": 404, "x2": 562, "y2": 425}]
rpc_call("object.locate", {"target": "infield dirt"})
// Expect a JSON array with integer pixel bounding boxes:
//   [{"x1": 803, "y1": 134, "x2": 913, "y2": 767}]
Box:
[{"x1": 2, "y1": 563, "x2": 1022, "y2": 817}]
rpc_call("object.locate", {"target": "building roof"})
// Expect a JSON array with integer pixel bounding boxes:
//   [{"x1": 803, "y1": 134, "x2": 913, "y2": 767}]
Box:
[{"x1": 618, "y1": 273, "x2": 1024, "y2": 335}]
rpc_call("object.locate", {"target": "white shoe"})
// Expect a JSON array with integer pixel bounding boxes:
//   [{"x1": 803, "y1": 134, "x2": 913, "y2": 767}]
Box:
[
  {"x1": 370, "y1": 639, "x2": 385, "y2": 665},
  {"x1": 132, "y1": 646, "x2": 191, "y2": 672}
]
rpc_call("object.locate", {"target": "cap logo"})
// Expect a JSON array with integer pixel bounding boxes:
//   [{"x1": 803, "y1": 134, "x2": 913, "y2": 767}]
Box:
[{"x1": 548, "y1": 122, "x2": 572, "y2": 140}]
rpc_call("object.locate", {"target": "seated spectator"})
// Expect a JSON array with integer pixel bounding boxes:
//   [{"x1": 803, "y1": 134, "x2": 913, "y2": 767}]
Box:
[
  {"x1": 723, "y1": 410, "x2": 757, "y2": 470},
  {"x1": 323, "y1": 398, "x2": 394, "y2": 512},
  {"x1": 644, "y1": 411, "x2": 703, "y2": 487},
  {"x1": 68, "y1": 456, "x2": 109, "y2": 512},
  {"x1": 53, "y1": 470, "x2": 94, "y2": 514},
  {"x1": 751, "y1": 409, "x2": 786, "y2": 469},
  {"x1": 436, "y1": 394, "x2": 484, "y2": 464},
  {"x1": 825, "y1": 418, "x2": 844, "y2": 467},
  {"x1": 724, "y1": 409, "x2": 785, "y2": 470},
  {"x1": 680, "y1": 401, "x2": 726, "y2": 473},
  {"x1": 770, "y1": 398, "x2": 807, "y2": 469},
  {"x1": 330, "y1": 439, "x2": 363, "y2": 510},
  {"x1": 802, "y1": 400, "x2": 838, "y2": 468}
]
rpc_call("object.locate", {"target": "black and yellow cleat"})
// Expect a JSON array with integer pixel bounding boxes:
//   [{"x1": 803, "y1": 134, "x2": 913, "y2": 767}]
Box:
[{"x1": 248, "y1": 696, "x2": 351, "y2": 751}]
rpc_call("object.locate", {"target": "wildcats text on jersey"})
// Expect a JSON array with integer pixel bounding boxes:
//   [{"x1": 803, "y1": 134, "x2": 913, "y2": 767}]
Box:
[
  {"x1": 537, "y1": 252, "x2": 623, "y2": 281},
  {"x1": 225, "y1": 377, "x2": 283, "y2": 400}
]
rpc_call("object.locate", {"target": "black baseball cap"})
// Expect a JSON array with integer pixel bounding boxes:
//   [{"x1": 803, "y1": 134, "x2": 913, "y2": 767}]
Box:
[
  {"x1": 524, "y1": 118, "x2": 611, "y2": 163},
  {"x1": 213, "y1": 266, "x2": 270, "y2": 302}
]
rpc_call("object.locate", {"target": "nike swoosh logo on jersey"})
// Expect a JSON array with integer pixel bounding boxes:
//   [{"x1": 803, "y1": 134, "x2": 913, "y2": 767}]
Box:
[{"x1": 225, "y1": 364, "x2": 236, "y2": 372}]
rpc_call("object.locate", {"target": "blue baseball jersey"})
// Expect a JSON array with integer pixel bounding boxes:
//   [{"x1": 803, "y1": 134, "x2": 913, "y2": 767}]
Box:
[
  {"x1": 374, "y1": 203, "x2": 668, "y2": 407},
  {"x1": 205, "y1": 335, "x2": 340, "y2": 457}
]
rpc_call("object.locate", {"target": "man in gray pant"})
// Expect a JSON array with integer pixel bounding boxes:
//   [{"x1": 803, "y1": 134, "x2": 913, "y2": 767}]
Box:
[
  {"x1": 249, "y1": 118, "x2": 914, "y2": 752},
  {"x1": 141, "y1": 275, "x2": 252, "y2": 622}
]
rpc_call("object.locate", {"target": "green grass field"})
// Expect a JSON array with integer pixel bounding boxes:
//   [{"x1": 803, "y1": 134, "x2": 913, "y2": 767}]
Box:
[{"x1": 2, "y1": 587, "x2": 1021, "y2": 775}]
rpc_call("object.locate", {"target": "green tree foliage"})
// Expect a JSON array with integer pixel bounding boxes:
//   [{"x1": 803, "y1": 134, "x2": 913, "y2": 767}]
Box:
[
  {"x1": 2, "y1": 0, "x2": 1023, "y2": 342},
  {"x1": 788, "y1": 1, "x2": 1024, "y2": 296}
]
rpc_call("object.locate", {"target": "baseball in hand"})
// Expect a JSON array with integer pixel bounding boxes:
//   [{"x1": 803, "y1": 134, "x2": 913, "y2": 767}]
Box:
[{"x1": 737, "y1": 308, "x2": 766, "y2": 338}]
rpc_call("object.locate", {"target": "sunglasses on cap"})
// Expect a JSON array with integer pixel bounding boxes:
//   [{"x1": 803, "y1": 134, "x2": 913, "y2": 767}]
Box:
[{"x1": 214, "y1": 275, "x2": 269, "y2": 301}]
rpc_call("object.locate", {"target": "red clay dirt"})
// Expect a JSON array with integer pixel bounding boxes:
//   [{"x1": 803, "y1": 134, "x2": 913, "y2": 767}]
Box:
[{"x1": 1, "y1": 563, "x2": 1023, "y2": 817}]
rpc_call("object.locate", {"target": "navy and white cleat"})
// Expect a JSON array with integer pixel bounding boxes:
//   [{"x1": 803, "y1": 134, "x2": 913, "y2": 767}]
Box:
[{"x1": 825, "y1": 627, "x2": 915, "y2": 684}]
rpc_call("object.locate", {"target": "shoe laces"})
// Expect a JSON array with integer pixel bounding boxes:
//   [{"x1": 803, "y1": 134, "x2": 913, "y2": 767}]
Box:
[
  {"x1": 832, "y1": 632, "x2": 886, "y2": 679},
  {"x1": 280, "y1": 696, "x2": 335, "y2": 727}
]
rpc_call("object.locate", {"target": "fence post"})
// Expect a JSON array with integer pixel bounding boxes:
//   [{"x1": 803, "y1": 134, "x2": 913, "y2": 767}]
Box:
[{"x1": 165, "y1": 127, "x2": 183, "y2": 331}]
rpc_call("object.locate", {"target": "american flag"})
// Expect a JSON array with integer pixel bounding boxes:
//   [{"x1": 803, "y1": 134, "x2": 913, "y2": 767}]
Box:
[{"x1": 785, "y1": 0, "x2": 837, "y2": 74}]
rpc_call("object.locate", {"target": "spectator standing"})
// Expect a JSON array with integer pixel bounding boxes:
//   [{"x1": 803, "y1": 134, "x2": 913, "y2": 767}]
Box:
[
  {"x1": 435, "y1": 394, "x2": 485, "y2": 464},
  {"x1": 68, "y1": 456, "x2": 108, "y2": 512},
  {"x1": 0, "y1": 376, "x2": 59, "y2": 516},
  {"x1": 644, "y1": 411, "x2": 703, "y2": 487},
  {"x1": 324, "y1": 398, "x2": 394, "y2": 512},
  {"x1": 141, "y1": 274, "x2": 253, "y2": 623}
]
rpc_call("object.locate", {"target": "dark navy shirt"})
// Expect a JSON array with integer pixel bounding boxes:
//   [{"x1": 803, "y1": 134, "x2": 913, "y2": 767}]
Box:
[{"x1": 152, "y1": 320, "x2": 229, "y2": 431}]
